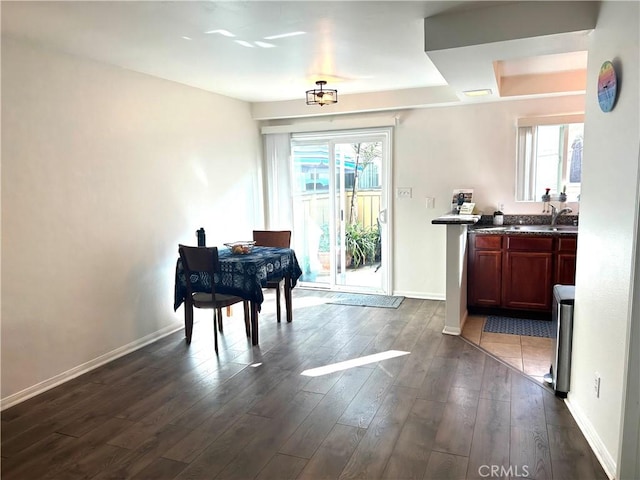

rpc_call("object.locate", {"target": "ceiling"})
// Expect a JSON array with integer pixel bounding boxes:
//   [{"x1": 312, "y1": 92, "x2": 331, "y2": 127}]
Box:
[{"x1": 1, "y1": 1, "x2": 595, "y2": 107}]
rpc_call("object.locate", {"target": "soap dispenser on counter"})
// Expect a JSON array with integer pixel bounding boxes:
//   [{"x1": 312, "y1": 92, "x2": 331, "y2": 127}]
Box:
[{"x1": 559, "y1": 185, "x2": 567, "y2": 204}]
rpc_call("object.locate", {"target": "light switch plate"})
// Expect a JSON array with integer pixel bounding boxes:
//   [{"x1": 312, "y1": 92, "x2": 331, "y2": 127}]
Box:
[{"x1": 396, "y1": 187, "x2": 412, "y2": 198}]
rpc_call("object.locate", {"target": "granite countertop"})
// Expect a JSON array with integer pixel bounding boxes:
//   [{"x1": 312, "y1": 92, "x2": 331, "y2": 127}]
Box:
[
  {"x1": 432, "y1": 213, "x2": 579, "y2": 234},
  {"x1": 468, "y1": 214, "x2": 579, "y2": 236},
  {"x1": 431, "y1": 214, "x2": 482, "y2": 225}
]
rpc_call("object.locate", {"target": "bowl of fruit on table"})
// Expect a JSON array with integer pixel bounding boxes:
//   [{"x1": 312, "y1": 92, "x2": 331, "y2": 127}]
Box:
[{"x1": 224, "y1": 241, "x2": 256, "y2": 255}]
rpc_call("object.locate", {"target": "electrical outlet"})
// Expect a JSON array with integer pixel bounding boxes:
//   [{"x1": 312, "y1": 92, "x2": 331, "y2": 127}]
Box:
[
  {"x1": 594, "y1": 372, "x2": 601, "y2": 398},
  {"x1": 425, "y1": 197, "x2": 435, "y2": 209},
  {"x1": 396, "y1": 187, "x2": 412, "y2": 199}
]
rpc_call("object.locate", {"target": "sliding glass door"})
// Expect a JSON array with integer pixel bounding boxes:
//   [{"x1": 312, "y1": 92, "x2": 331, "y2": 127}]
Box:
[{"x1": 291, "y1": 128, "x2": 391, "y2": 294}]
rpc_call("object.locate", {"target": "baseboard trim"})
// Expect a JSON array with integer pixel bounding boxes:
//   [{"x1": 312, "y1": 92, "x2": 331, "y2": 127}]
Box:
[
  {"x1": 392, "y1": 290, "x2": 445, "y2": 301},
  {"x1": 442, "y1": 309, "x2": 467, "y2": 336},
  {"x1": 564, "y1": 396, "x2": 617, "y2": 479},
  {"x1": 1, "y1": 323, "x2": 183, "y2": 411},
  {"x1": 442, "y1": 325, "x2": 462, "y2": 335}
]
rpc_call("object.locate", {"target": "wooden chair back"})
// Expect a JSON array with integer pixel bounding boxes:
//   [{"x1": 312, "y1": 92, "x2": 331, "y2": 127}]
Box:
[
  {"x1": 252, "y1": 230, "x2": 291, "y2": 248},
  {"x1": 178, "y1": 245, "x2": 220, "y2": 298},
  {"x1": 178, "y1": 244, "x2": 249, "y2": 352},
  {"x1": 251, "y1": 230, "x2": 292, "y2": 324}
]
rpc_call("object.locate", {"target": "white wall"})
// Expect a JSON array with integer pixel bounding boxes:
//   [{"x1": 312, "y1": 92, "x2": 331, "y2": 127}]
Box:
[
  {"x1": 392, "y1": 95, "x2": 585, "y2": 298},
  {"x1": 1, "y1": 38, "x2": 262, "y2": 403},
  {"x1": 567, "y1": 2, "x2": 640, "y2": 477}
]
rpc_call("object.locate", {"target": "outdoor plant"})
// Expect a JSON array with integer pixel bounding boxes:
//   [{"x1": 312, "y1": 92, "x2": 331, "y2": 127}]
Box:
[
  {"x1": 345, "y1": 222, "x2": 378, "y2": 268},
  {"x1": 318, "y1": 222, "x2": 380, "y2": 269}
]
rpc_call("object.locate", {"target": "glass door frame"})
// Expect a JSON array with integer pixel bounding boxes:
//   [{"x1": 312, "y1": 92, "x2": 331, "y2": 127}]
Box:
[{"x1": 291, "y1": 127, "x2": 392, "y2": 295}]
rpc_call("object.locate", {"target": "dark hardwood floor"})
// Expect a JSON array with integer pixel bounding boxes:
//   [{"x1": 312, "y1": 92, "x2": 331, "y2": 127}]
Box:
[{"x1": 1, "y1": 289, "x2": 607, "y2": 479}]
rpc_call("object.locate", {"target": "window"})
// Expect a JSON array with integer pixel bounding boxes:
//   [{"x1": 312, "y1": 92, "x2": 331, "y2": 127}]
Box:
[{"x1": 516, "y1": 115, "x2": 584, "y2": 202}]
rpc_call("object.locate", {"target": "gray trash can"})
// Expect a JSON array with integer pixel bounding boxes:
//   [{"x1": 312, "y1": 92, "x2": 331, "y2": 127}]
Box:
[{"x1": 546, "y1": 285, "x2": 575, "y2": 397}]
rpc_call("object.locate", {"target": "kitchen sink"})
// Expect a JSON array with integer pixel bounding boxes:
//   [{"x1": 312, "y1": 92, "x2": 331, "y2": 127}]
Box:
[{"x1": 507, "y1": 225, "x2": 578, "y2": 233}]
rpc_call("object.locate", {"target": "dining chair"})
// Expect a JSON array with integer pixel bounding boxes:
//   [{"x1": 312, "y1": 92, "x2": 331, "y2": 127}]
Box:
[
  {"x1": 252, "y1": 230, "x2": 292, "y2": 322},
  {"x1": 178, "y1": 244, "x2": 249, "y2": 353}
]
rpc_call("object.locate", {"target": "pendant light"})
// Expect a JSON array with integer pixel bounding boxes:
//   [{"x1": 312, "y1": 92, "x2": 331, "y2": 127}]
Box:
[{"x1": 306, "y1": 80, "x2": 338, "y2": 106}]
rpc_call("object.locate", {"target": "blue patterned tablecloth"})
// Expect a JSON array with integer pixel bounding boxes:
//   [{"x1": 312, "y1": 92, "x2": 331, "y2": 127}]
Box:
[{"x1": 174, "y1": 246, "x2": 302, "y2": 312}]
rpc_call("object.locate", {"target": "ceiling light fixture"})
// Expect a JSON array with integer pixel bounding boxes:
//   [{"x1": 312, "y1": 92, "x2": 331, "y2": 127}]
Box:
[
  {"x1": 306, "y1": 80, "x2": 338, "y2": 106},
  {"x1": 463, "y1": 88, "x2": 492, "y2": 97}
]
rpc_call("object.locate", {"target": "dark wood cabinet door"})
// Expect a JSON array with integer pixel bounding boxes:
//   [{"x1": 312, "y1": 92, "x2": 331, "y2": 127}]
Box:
[
  {"x1": 468, "y1": 234, "x2": 502, "y2": 307},
  {"x1": 469, "y1": 250, "x2": 502, "y2": 306},
  {"x1": 556, "y1": 253, "x2": 577, "y2": 285},
  {"x1": 555, "y1": 235, "x2": 577, "y2": 285},
  {"x1": 502, "y1": 251, "x2": 553, "y2": 310}
]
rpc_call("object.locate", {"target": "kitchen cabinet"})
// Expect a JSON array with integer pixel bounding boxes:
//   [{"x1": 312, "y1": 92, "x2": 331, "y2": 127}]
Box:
[
  {"x1": 502, "y1": 236, "x2": 553, "y2": 310},
  {"x1": 555, "y1": 236, "x2": 577, "y2": 285},
  {"x1": 468, "y1": 232, "x2": 577, "y2": 313},
  {"x1": 468, "y1": 235, "x2": 502, "y2": 307}
]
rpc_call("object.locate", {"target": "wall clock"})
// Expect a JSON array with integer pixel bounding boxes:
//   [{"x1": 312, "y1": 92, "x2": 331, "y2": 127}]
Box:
[{"x1": 597, "y1": 60, "x2": 618, "y2": 112}]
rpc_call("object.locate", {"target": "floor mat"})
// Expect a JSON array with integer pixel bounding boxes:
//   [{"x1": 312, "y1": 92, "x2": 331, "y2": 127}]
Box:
[
  {"x1": 327, "y1": 293, "x2": 405, "y2": 309},
  {"x1": 483, "y1": 315, "x2": 553, "y2": 338}
]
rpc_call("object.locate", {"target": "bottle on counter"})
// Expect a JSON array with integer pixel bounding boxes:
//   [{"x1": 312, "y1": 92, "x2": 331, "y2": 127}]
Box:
[
  {"x1": 196, "y1": 228, "x2": 206, "y2": 246},
  {"x1": 559, "y1": 185, "x2": 567, "y2": 203}
]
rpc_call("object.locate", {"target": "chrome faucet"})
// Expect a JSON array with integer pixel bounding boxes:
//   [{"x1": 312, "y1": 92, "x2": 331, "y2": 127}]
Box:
[{"x1": 549, "y1": 204, "x2": 573, "y2": 226}]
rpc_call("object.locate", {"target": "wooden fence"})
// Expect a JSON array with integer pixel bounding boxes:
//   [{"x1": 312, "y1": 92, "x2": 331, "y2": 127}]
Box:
[{"x1": 298, "y1": 190, "x2": 381, "y2": 230}]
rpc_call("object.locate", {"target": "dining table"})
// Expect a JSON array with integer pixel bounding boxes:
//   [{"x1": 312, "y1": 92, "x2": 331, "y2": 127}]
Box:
[{"x1": 174, "y1": 246, "x2": 303, "y2": 345}]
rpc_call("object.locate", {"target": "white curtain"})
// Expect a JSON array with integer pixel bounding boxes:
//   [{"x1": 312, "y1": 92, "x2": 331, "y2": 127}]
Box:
[
  {"x1": 516, "y1": 126, "x2": 535, "y2": 201},
  {"x1": 263, "y1": 133, "x2": 293, "y2": 229}
]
